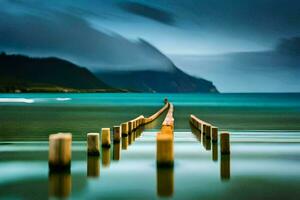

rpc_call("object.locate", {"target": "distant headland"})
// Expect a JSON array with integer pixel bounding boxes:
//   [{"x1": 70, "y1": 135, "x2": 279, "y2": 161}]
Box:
[{"x1": 0, "y1": 52, "x2": 218, "y2": 93}]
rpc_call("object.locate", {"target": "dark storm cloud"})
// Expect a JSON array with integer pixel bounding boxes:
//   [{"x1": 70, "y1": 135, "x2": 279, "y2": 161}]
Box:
[
  {"x1": 0, "y1": 9, "x2": 173, "y2": 71},
  {"x1": 2, "y1": 0, "x2": 300, "y2": 54},
  {"x1": 118, "y1": 1, "x2": 175, "y2": 25}
]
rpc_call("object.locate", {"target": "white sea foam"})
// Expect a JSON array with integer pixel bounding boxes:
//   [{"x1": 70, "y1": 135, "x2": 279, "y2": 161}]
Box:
[
  {"x1": 0, "y1": 98, "x2": 35, "y2": 103},
  {"x1": 56, "y1": 98, "x2": 71, "y2": 101}
]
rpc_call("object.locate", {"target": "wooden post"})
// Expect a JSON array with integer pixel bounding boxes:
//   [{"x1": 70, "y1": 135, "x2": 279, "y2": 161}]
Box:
[
  {"x1": 140, "y1": 115, "x2": 145, "y2": 126},
  {"x1": 203, "y1": 124, "x2": 207, "y2": 135},
  {"x1": 49, "y1": 133, "x2": 72, "y2": 171},
  {"x1": 221, "y1": 132, "x2": 230, "y2": 154},
  {"x1": 161, "y1": 125, "x2": 173, "y2": 135},
  {"x1": 87, "y1": 133, "x2": 100, "y2": 156},
  {"x1": 101, "y1": 128, "x2": 111, "y2": 148},
  {"x1": 206, "y1": 124, "x2": 211, "y2": 139},
  {"x1": 156, "y1": 133, "x2": 174, "y2": 167},
  {"x1": 121, "y1": 123, "x2": 128, "y2": 136},
  {"x1": 197, "y1": 121, "x2": 202, "y2": 132},
  {"x1": 211, "y1": 126, "x2": 218, "y2": 142},
  {"x1": 113, "y1": 126, "x2": 121, "y2": 143},
  {"x1": 128, "y1": 121, "x2": 133, "y2": 133}
]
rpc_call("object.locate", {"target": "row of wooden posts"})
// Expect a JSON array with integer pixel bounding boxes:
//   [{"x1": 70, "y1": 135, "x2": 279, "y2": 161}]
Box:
[
  {"x1": 49, "y1": 102, "x2": 170, "y2": 171},
  {"x1": 156, "y1": 103, "x2": 174, "y2": 167},
  {"x1": 48, "y1": 101, "x2": 233, "y2": 198},
  {"x1": 190, "y1": 114, "x2": 230, "y2": 155},
  {"x1": 48, "y1": 101, "x2": 231, "y2": 171},
  {"x1": 189, "y1": 115, "x2": 231, "y2": 180}
]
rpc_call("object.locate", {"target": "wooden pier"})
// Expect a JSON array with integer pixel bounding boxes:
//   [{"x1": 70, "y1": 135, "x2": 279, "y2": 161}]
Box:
[{"x1": 156, "y1": 103, "x2": 174, "y2": 167}]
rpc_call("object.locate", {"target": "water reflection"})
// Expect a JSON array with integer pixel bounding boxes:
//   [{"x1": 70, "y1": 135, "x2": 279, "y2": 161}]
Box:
[
  {"x1": 205, "y1": 138, "x2": 211, "y2": 150},
  {"x1": 220, "y1": 154, "x2": 230, "y2": 181},
  {"x1": 49, "y1": 170, "x2": 71, "y2": 198},
  {"x1": 122, "y1": 136, "x2": 128, "y2": 150},
  {"x1": 87, "y1": 156, "x2": 100, "y2": 177},
  {"x1": 128, "y1": 131, "x2": 135, "y2": 144},
  {"x1": 144, "y1": 119, "x2": 159, "y2": 129},
  {"x1": 133, "y1": 131, "x2": 136, "y2": 142},
  {"x1": 212, "y1": 142, "x2": 218, "y2": 161},
  {"x1": 156, "y1": 166, "x2": 174, "y2": 197},
  {"x1": 113, "y1": 142, "x2": 121, "y2": 161},
  {"x1": 190, "y1": 122, "x2": 230, "y2": 182},
  {"x1": 190, "y1": 123, "x2": 202, "y2": 143},
  {"x1": 135, "y1": 127, "x2": 144, "y2": 138},
  {"x1": 102, "y1": 147, "x2": 110, "y2": 167},
  {"x1": 128, "y1": 133, "x2": 132, "y2": 145},
  {"x1": 202, "y1": 135, "x2": 211, "y2": 151}
]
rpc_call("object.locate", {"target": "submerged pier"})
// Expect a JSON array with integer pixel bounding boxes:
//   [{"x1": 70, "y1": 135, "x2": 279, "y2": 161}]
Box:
[
  {"x1": 157, "y1": 103, "x2": 174, "y2": 167},
  {"x1": 47, "y1": 100, "x2": 231, "y2": 187}
]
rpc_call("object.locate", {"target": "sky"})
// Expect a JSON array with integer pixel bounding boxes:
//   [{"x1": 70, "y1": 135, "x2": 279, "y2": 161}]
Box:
[{"x1": 1, "y1": 0, "x2": 300, "y2": 92}]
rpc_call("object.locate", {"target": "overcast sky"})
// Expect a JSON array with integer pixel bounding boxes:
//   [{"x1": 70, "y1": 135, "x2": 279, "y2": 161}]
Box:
[
  {"x1": 1, "y1": 0, "x2": 300, "y2": 92},
  {"x1": 2, "y1": 0, "x2": 300, "y2": 54}
]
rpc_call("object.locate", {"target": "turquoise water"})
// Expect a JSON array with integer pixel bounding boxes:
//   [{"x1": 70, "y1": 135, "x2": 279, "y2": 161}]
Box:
[
  {"x1": 0, "y1": 93, "x2": 300, "y2": 141},
  {"x1": 1, "y1": 93, "x2": 300, "y2": 199},
  {"x1": 1, "y1": 93, "x2": 300, "y2": 107},
  {"x1": 1, "y1": 130, "x2": 300, "y2": 199}
]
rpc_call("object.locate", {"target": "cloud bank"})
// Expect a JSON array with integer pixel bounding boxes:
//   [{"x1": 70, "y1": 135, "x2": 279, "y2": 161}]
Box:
[
  {"x1": 118, "y1": 1, "x2": 175, "y2": 25},
  {"x1": 0, "y1": 5, "x2": 173, "y2": 71}
]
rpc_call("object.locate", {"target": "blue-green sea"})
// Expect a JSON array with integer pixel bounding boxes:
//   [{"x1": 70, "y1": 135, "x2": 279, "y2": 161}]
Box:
[
  {"x1": 0, "y1": 93, "x2": 300, "y2": 199},
  {"x1": 1, "y1": 93, "x2": 300, "y2": 141}
]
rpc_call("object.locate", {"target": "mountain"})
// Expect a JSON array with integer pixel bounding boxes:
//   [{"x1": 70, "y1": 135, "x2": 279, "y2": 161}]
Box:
[
  {"x1": 96, "y1": 66, "x2": 218, "y2": 93},
  {"x1": 0, "y1": 52, "x2": 217, "y2": 93},
  {"x1": 94, "y1": 39, "x2": 218, "y2": 93},
  {"x1": 0, "y1": 53, "x2": 119, "y2": 92}
]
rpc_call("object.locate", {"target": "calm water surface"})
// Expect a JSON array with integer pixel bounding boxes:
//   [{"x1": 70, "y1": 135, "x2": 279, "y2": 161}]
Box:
[
  {"x1": 0, "y1": 93, "x2": 300, "y2": 141},
  {"x1": 0, "y1": 93, "x2": 300, "y2": 199}
]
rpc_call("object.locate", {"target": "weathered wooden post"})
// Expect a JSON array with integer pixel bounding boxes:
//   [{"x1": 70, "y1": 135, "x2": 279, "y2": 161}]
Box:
[
  {"x1": 203, "y1": 124, "x2": 207, "y2": 135},
  {"x1": 49, "y1": 133, "x2": 72, "y2": 171},
  {"x1": 101, "y1": 128, "x2": 111, "y2": 148},
  {"x1": 211, "y1": 126, "x2": 218, "y2": 142},
  {"x1": 128, "y1": 121, "x2": 133, "y2": 133},
  {"x1": 220, "y1": 132, "x2": 230, "y2": 154},
  {"x1": 87, "y1": 133, "x2": 100, "y2": 156},
  {"x1": 206, "y1": 124, "x2": 211, "y2": 139},
  {"x1": 113, "y1": 126, "x2": 122, "y2": 143},
  {"x1": 121, "y1": 122, "x2": 128, "y2": 136},
  {"x1": 156, "y1": 134, "x2": 174, "y2": 167}
]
